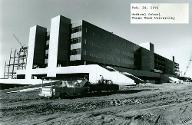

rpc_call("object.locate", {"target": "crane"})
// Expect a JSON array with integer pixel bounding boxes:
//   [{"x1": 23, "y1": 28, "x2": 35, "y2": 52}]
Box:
[
  {"x1": 12, "y1": 33, "x2": 24, "y2": 48},
  {"x1": 183, "y1": 53, "x2": 192, "y2": 76},
  {"x1": 12, "y1": 33, "x2": 28, "y2": 70}
]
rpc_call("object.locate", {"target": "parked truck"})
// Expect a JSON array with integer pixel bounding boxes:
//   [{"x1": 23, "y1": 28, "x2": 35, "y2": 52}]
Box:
[{"x1": 39, "y1": 78, "x2": 119, "y2": 98}]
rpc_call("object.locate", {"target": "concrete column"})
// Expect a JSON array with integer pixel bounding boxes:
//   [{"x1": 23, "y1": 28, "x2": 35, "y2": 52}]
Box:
[
  {"x1": 26, "y1": 25, "x2": 47, "y2": 79},
  {"x1": 47, "y1": 15, "x2": 71, "y2": 77},
  {"x1": 26, "y1": 26, "x2": 37, "y2": 79}
]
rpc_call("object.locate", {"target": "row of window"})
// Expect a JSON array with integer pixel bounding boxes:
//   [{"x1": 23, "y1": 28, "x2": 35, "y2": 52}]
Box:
[
  {"x1": 83, "y1": 48, "x2": 133, "y2": 59},
  {"x1": 43, "y1": 52, "x2": 133, "y2": 65},
  {"x1": 84, "y1": 51, "x2": 134, "y2": 64},
  {"x1": 70, "y1": 26, "x2": 82, "y2": 61},
  {"x1": 84, "y1": 40, "x2": 133, "y2": 52}
]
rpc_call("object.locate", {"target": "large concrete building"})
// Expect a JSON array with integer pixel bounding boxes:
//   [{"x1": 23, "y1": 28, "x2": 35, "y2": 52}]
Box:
[{"x1": 16, "y1": 15, "x2": 179, "y2": 84}]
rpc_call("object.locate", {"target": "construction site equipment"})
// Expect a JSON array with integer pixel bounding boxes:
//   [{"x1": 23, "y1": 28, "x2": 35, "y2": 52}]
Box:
[
  {"x1": 183, "y1": 53, "x2": 192, "y2": 76},
  {"x1": 3, "y1": 34, "x2": 28, "y2": 79},
  {"x1": 4, "y1": 47, "x2": 28, "y2": 79},
  {"x1": 179, "y1": 77, "x2": 192, "y2": 82},
  {"x1": 17, "y1": 47, "x2": 28, "y2": 70},
  {"x1": 12, "y1": 34, "x2": 23, "y2": 47},
  {"x1": 39, "y1": 78, "x2": 119, "y2": 98},
  {"x1": 4, "y1": 49, "x2": 18, "y2": 79},
  {"x1": 12, "y1": 34, "x2": 28, "y2": 70}
]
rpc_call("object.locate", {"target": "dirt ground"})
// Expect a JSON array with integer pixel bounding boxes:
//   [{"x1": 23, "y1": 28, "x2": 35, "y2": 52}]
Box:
[{"x1": 1, "y1": 82, "x2": 192, "y2": 125}]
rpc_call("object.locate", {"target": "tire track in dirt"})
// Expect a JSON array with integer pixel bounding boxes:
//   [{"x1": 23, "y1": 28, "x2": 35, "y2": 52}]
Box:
[{"x1": 2, "y1": 83, "x2": 192, "y2": 124}]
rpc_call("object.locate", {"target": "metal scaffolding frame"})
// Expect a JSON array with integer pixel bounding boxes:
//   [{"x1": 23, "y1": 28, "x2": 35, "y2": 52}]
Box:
[{"x1": 4, "y1": 47, "x2": 28, "y2": 79}]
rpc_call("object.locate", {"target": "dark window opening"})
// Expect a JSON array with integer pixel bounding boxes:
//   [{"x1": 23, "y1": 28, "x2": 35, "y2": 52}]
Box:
[
  {"x1": 71, "y1": 48, "x2": 81, "y2": 55},
  {"x1": 72, "y1": 26, "x2": 82, "y2": 33},
  {"x1": 71, "y1": 37, "x2": 81, "y2": 44},
  {"x1": 17, "y1": 75, "x2": 25, "y2": 79}
]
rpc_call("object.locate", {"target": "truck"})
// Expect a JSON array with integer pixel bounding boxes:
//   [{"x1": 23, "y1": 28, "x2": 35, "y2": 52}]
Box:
[{"x1": 39, "y1": 78, "x2": 119, "y2": 98}]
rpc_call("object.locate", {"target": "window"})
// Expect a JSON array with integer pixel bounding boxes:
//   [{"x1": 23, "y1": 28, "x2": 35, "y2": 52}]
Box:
[
  {"x1": 71, "y1": 37, "x2": 81, "y2": 44},
  {"x1": 45, "y1": 59, "x2": 48, "y2": 64},
  {"x1": 71, "y1": 48, "x2": 81, "y2": 55},
  {"x1": 72, "y1": 26, "x2": 82, "y2": 33},
  {"x1": 45, "y1": 50, "x2": 49, "y2": 54},
  {"x1": 46, "y1": 40, "x2": 49, "y2": 46}
]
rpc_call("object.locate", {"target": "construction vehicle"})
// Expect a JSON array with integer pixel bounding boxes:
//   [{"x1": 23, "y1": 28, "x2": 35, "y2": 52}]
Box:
[{"x1": 39, "y1": 78, "x2": 119, "y2": 98}]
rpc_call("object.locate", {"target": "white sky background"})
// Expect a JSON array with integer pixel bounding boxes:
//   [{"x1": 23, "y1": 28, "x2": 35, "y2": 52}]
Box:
[{"x1": 0, "y1": 0, "x2": 191, "y2": 78}]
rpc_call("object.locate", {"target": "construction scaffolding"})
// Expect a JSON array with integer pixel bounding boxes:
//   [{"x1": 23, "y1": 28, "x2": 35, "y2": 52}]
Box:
[
  {"x1": 17, "y1": 47, "x2": 28, "y2": 70},
  {"x1": 4, "y1": 47, "x2": 28, "y2": 79}
]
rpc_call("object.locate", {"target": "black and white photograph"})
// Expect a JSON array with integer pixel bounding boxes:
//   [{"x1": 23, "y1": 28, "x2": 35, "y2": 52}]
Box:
[{"x1": 0, "y1": 0, "x2": 192, "y2": 124}]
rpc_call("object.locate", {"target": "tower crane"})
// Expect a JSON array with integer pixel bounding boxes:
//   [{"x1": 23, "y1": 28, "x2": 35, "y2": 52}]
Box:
[
  {"x1": 12, "y1": 33, "x2": 28, "y2": 70},
  {"x1": 183, "y1": 53, "x2": 192, "y2": 76},
  {"x1": 12, "y1": 33, "x2": 24, "y2": 48}
]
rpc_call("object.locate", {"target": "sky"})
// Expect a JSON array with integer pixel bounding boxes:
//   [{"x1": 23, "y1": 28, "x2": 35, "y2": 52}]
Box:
[{"x1": 0, "y1": 0, "x2": 191, "y2": 78}]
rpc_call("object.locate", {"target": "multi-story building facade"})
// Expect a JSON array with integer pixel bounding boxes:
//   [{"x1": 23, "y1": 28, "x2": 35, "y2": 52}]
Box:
[{"x1": 16, "y1": 15, "x2": 179, "y2": 84}]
